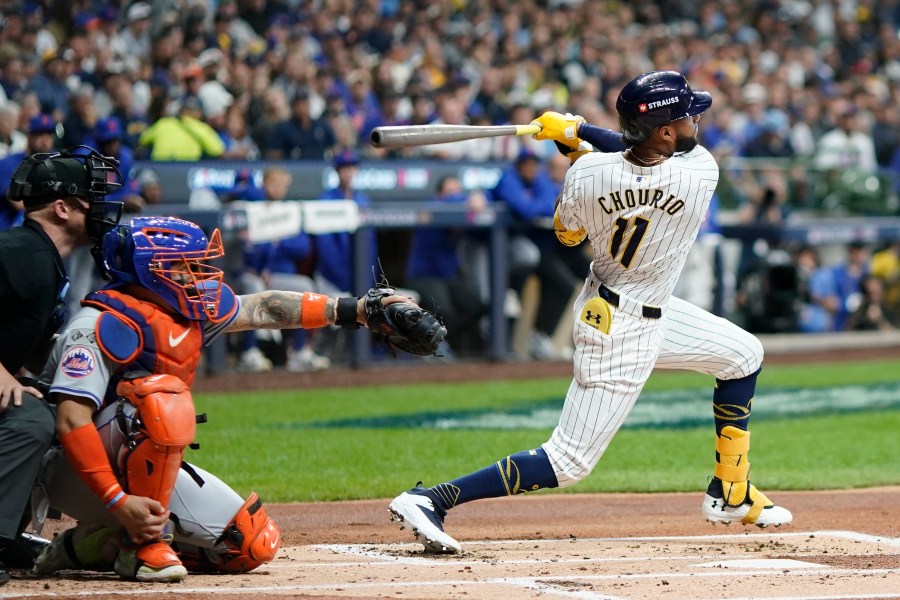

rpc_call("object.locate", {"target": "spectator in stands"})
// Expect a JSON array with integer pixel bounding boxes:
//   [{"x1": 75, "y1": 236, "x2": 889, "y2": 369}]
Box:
[
  {"x1": 832, "y1": 241, "x2": 872, "y2": 331},
  {"x1": 870, "y1": 241, "x2": 900, "y2": 323},
  {"x1": 248, "y1": 86, "x2": 290, "y2": 152},
  {"x1": 405, "y1": 175, "x2": 488, "y2": 356},
  {"x1": 135, "y1": 168, "x2": 163, "y2": 209},
  {"x1": 470, "y1": 68, "x2": 509, "y2": 126},
  {"x1": 814, "y1": 104, "x2": 878, "y2": 175},
  {"x1": 314, "y1": 150, "x2": 377, "y2": 295},
  {"x1": 795, "y1": 246, "x2": 834, "y2": 334},
  {"x1": 491, "y1": 104, "x2": 540, "y2": 161},
  {"x1": 238, "y1": 166, "x2": 330, "y2": 372},
  {"x1": 0, "y1": 104, "x2": 26, "y2": 159},
  {"x1": 871, "y1": 103, "x2": 900, "y2": 169},
  {"x1": 0, "y1": 58, "x2": 28, "y2": 102},
  {"x1": 344, "y1": 69, "x2": 382, "y2": 146},
  {"x1": 743, "y1": 114, "x2": 794, "y2": 159},
  {"x1": 221, "y1": 105, "x2": 261, "y2": 161},
  {"x1": 0, "y1": 114, "x2": 58, "y2": 231},
  {"x1": 138, "y1": 96, "x2": 225, "y2": 161},
  {"x1": 212, "y1": 1, "x2": 261, "y2": 54},
  {"x1": 846, "y1": 275, "x2": 897, "y2": 332},
  {"x1": 735, "y1": 171, "x2": 789, "y2": 282},
  {"x1": 92, "y1": 117, "x2": 142, "y2": 214},
  {"x1": 366, "y1": 90, "x2": 411, "y2": 159},
  {"x1": 490, "y1": 148, "x2": 577, "y2": 360},
  {"x1": 145, "y1": 71, "x2": 173, "y2": 124},
  {"x1": 28, "y1": 48, "x2": 73, "y2": 120},
  {"x1": 264, "y1": 87, "x2": 336, "y2": 160},
  {"x1": 120, "y1": 2, "x2": 153, "y2": 71},
  {"x1": 60, "y1": 86, "x2": 97, "y2": 149},
  {"x1": 106, "y1": 76, "x2": 149, "y2": 150}
]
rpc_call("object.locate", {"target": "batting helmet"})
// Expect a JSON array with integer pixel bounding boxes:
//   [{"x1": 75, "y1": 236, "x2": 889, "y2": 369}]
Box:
[
  {"x1": 9, "y1": 145, "x2": 125, "y2": 242},
  {"x1": 100, "y1": 216, "x2": 225, "y2": 321},
  {"x1": 616, "y1": 71, "x2": 712, "y2": 145}
]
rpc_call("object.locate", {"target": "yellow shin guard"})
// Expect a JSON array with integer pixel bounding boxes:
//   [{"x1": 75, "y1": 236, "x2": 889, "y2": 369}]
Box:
[{"x1": 714, "y1": 426, "x2": 773, "y2": 523}]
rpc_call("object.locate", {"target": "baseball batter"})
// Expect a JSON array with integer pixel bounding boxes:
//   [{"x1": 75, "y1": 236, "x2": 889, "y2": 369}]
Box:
[{"x1": 390, "y1": 71, "x2": 792, "y2": 553}]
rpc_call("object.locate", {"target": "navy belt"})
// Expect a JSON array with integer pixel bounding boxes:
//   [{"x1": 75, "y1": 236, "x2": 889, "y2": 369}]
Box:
[{"x1": 599, "y1": 284, "x2": 662, "y2": 319}]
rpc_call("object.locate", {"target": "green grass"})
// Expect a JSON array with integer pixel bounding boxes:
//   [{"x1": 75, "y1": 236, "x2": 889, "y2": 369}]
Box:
[{"x1": 189, "y1": 358, "x2": 900, "y2": 502}]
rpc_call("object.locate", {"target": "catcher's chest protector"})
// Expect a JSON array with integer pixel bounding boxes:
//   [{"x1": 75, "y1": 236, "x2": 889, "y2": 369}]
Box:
[{"x1": 84, "y1": 289, "x2": 203, "y2": 387}]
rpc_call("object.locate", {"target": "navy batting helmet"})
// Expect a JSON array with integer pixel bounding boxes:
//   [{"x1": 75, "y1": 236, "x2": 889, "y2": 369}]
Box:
[{"x1": 616, "y1": 71, "x2": 712, "y2": 145}]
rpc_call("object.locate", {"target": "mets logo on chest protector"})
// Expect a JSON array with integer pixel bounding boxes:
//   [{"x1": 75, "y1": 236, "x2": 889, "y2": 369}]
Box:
[
  {"x1": 61, "y1": 346, "x2": 96, "y2": 378},
  {"x1": 579, "y1": 297, "x2": 612, "y2": 335}
]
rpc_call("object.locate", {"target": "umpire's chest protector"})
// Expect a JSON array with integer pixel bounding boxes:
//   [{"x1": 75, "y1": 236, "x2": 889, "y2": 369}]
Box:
[{"x1": 83, "y1": 289, "x2": 204, "y2": 387}]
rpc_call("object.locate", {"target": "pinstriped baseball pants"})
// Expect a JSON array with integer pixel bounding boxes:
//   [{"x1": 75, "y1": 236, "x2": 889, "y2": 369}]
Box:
[{"x1": 543, "y1": 278, "x2": 763, "y2": 487}]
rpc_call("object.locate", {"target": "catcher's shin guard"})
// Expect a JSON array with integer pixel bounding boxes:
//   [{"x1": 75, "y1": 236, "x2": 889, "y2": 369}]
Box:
[
  {"x1": 116, "y1": 374, "x2": 196, "y2": 509},
  {"x1": 178, "y1": 492, "x2": 281, "y2": 574}
]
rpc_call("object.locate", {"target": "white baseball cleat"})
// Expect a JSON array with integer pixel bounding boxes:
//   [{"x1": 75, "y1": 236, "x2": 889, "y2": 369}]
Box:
[
  {"x1": 703, "y1": 478, "x2": 793, "y2": 528},
  {"x1": 389, "y1": 484, "x2": 461, "y2": 554}
]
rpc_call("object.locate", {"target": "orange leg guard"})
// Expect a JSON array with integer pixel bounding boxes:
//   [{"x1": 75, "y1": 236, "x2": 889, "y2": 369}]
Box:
[
  {"x1": 116, "y1": 374, "x2": 196, "y2": 509},
  {"x1": 178, "y1": 492, "x2": 281, "y2": 574}
]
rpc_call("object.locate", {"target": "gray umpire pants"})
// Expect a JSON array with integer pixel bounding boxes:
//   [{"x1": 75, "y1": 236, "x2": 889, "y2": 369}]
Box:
[{"x1": 0, "y1": 395, "x2": 55, "y2": 541}]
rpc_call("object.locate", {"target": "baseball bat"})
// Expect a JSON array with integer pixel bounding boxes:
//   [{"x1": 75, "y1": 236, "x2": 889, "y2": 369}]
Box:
[{"x1": 370, "y1": 124, "x2": 542, "y2": 148}]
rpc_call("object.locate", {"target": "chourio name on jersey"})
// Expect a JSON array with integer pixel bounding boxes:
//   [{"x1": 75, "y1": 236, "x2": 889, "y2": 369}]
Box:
[{"x1": 595, "y1": 189, "x2": 685, "y2": 216}]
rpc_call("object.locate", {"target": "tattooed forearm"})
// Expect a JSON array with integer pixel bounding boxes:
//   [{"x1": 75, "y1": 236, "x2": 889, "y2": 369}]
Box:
[
  {"x1": 233, "y1": 291, "x2": 303, "y2": 330},
  {"x1": 228, "y1": 291, "x2": 340, "y2": 331}
]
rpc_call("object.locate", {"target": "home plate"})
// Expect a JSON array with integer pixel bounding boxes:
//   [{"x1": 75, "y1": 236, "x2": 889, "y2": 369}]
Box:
[{"x1": 694, "y1": 559, "x2": 826, "y2": 569}]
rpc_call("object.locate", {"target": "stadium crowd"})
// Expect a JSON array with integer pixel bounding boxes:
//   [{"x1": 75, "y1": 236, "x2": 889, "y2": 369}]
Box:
[{"x1": 0, "y1": 0, "x2": 899, "y2": 369}]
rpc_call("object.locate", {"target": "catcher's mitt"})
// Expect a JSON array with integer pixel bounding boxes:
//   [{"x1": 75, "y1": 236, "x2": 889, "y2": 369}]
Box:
[{"x1": 364, "y1": 286, "x2": 447, "y2": 356}]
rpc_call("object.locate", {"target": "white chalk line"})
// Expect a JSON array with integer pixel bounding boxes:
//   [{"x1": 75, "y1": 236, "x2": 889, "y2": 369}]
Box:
[
  {"x1": 3, "y1": 567, "x2": 899, "y2": 600},
  {"x1": 3, "y1": 529, "x2": 897, "y2": 599},
  {"x1": 317, "y1": 529, "x2": 900, "y2": 565},
  {"x1": 708, "y1": 596, "x2": 900, "y2": 600},
  {"x1": 299, "y1": 548, "x2": 752, "y2": 568}
]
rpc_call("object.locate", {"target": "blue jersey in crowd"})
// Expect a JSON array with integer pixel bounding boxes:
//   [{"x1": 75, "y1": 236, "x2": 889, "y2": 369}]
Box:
[
  {"x1": 315, "y1": 187, "x2": 377, "y2": 293},
  {"x1": 405, "y1": 193, "x2": 469, "y2": 280}
]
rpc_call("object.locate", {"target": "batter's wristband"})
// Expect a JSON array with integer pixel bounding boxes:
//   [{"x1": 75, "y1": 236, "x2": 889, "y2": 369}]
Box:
[
  {"x1": 335, "y1": 297, "x2": 360, "y2": 329},
  {"x1": 300, "y1": 292, "x2": 328, "y2": 328}
]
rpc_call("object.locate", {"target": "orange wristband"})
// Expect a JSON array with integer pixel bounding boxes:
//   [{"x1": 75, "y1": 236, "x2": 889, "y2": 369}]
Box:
[
  {"x1": 59, "y1": 423, "x2": 128, "y2": 510},
  {"x1": 300, "y1": 292, "x2": 329, "y2": 328}
]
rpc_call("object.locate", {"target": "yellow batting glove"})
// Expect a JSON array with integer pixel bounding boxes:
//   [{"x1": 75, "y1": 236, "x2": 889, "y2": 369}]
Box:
[
  {"x1": 530, "y1": 111, "x2": 585, "y2": 150},
  {"x1": 554, "y1": 209, "x2": 587, "y2": 247}
]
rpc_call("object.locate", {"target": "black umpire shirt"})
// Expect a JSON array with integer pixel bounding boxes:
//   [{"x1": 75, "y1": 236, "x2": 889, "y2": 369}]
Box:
[{"x1": 0, "y1": 219, "x2": 68, "y2": 375}]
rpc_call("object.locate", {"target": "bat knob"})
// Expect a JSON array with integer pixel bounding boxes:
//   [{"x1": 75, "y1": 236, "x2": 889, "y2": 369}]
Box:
[{"x1": 370, "y1": 128, "x2": 385, "y2": 148}]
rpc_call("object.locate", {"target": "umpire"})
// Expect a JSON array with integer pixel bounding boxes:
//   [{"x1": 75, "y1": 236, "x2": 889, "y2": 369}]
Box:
[{"x1": 0, "y1": 147, "x2": 123, "y2": 584}]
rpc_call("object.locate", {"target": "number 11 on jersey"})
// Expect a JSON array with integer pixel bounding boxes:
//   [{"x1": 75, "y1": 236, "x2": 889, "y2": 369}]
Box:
[{"x1": 609, "y1": 216, "x2": 650, "y2": 268}]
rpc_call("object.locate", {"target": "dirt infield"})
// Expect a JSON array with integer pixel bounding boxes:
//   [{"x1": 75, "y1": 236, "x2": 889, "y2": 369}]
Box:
[
  {"x1": 4, "y1": 347, "x2": 899, "y2": 599},
  {"x1": 3, "y1": 487, "x2": 899, "y2": 599}
]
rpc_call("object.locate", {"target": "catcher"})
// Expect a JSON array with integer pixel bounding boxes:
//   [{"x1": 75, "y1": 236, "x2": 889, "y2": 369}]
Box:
[{"x1": 30, "y1": 215, "x2": 444, "y2": 583}]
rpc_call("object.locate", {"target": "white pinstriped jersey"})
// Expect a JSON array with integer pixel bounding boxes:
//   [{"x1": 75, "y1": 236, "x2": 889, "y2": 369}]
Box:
[
  {"x1": 557, "y1": 146, "x2": 719, "y2": 307},
  {"x1": 543, "y1": 143, "x2": 766, "y2": 487}
]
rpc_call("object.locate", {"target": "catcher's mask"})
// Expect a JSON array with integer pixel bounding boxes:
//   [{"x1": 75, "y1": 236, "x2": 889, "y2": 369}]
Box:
[
  {"x1": 616, "y1": 71, "x2": 712, "y2": 146},
  {"x1": 100, "y1": 216, "x2": 226, "y2": 321},
  {"x1": 9, "y1": 145, "x2": 125, "y2": 242}
]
